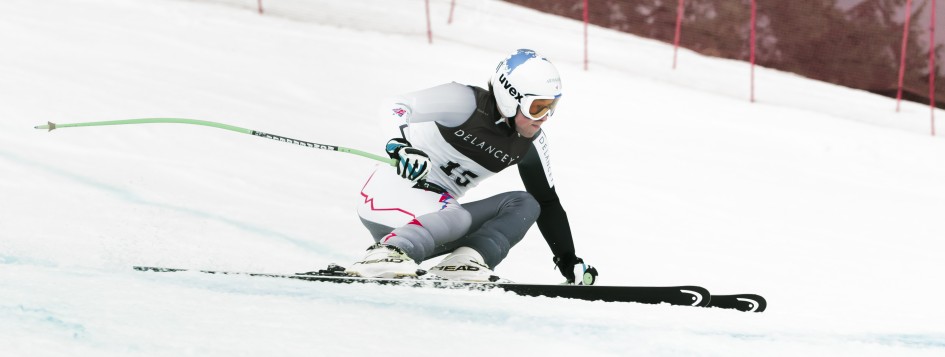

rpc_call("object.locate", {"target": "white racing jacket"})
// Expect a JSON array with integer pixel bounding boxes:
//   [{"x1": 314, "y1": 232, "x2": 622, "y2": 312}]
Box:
[{"x1": 379, "y1": 82, "x2": 576, "y2": 260}]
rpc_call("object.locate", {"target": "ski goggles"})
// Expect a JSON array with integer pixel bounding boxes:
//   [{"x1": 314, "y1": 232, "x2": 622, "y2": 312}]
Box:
[{"x1": 521, "y1": 94, "x2": 561, "y2": 120}]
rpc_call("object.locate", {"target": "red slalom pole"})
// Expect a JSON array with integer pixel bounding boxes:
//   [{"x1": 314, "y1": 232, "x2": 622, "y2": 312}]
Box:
[
  {"x1": 930, "y1": 0, "x2": 937, "y2": 136},
  {"x1": 448, "y1": 0, "x2": 456, "y2": 24},
  {"x1": 425, "y1": 0, "x2": 433, "y2": 44},
  {"x1": 750, "y1": 0, "x2": 757, "y2": 103},
  {"x1": 896, "y1": 0, "x2": 914, "y2": 112},
  {"x1": 583, "y1": 0, "x2": 589, "y2": 71},
  {"x1": 257, "y1": 0, "x2": 263, "y2": 14},
  {"x1": 673, "y1": 0, "x2": 684, "y2": 69}
]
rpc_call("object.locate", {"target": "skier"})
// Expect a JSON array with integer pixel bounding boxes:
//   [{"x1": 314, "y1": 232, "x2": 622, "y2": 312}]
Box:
[{"x1": 346, "y1": 49, "x2": 591, "y2": 283}]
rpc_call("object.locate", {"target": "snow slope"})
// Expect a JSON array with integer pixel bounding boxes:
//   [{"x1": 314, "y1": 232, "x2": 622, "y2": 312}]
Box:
[{"x1": 1, "y1": 0, "x2": 944, "y2": 355}]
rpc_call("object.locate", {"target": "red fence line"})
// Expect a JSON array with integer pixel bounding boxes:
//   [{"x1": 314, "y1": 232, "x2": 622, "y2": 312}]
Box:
[{"x1": 257, "y1": 0, "x2": 940, "y2": 126}]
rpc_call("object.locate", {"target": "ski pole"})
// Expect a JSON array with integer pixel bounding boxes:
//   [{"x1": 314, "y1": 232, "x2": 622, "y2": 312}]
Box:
[{"x1": 34, "y1": 118, "x2": 396, "y2": 166}]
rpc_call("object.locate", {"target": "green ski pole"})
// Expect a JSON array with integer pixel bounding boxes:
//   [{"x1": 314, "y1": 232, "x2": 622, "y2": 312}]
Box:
[{"x1": 35, "y1": 118, "x2": 396, "y2": 166}]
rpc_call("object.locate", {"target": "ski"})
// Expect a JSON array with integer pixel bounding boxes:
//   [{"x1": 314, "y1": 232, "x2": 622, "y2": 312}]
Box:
[
  {"x1": 133, "y1": 265, "x2": 763, "y2": 312},
  {"x1": 706, "y1": 294, "x2": 767, "y2": 312}
]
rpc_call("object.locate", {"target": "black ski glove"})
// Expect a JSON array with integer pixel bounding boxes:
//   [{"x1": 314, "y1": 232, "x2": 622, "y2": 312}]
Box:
[
  {"x1": 554, "y1": 255, "x2": 582, "y2": 283},
  {"x1": 553, "y1": 255, "x2": 599, "y2": 285}
]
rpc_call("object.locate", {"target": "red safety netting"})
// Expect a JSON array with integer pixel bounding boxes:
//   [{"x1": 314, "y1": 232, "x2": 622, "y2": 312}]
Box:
[{"x1": 505, "y1": 0, "x2": 944, "y2": 110}]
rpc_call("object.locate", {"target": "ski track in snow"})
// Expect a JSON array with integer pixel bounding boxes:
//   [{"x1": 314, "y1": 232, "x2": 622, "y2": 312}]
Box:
[{"x1": 0, "y1": 146, "x2": 343, "y2": 259}]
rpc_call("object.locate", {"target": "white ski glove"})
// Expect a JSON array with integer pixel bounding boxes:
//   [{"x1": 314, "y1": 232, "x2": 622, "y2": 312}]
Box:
[{"x1": 386, "y1": 138, "x2": 431, "y2": 182}]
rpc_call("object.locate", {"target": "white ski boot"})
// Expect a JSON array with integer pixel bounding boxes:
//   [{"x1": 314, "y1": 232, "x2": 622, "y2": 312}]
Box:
[
  {"x1": 429, "y1": 247, "x2": 499, "y2": 282},
  {"x1": 344, "y1": 243, "x2": 421, "y2": 279}
]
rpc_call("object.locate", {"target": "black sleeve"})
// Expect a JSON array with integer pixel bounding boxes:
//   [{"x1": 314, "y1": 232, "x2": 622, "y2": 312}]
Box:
[{"x1": 517, "y1": 145, "x2": 576, "y2": 260}]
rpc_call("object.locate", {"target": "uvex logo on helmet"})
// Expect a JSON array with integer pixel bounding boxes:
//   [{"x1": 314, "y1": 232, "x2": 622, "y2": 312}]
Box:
[{"x1": 498, "y1": 74, "x2": 524, "y2": 102}]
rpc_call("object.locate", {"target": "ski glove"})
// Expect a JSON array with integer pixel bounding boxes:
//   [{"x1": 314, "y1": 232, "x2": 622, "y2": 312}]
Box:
[
  {"x1": 554, "y1": 255, "x2": 598, "y2": 285},
  {"x1": 386, "y1": 138, "x2": 431, "y2": 182}
]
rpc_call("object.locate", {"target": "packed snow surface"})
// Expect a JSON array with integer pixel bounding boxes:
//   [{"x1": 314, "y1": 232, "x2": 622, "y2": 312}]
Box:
[{"x1": 1, "y1": 0, "x2": 944, "y2": 355}]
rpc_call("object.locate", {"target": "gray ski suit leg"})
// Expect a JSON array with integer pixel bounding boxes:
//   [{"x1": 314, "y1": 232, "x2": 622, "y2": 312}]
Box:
[{"x1": 361, "y1": 191, "x2": 540, "y2": 268}]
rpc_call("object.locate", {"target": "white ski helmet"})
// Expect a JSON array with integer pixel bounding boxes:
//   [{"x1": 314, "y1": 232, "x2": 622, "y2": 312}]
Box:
[{"x1": 490, "y1": 49, "x2": 562, "y2": 119}]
